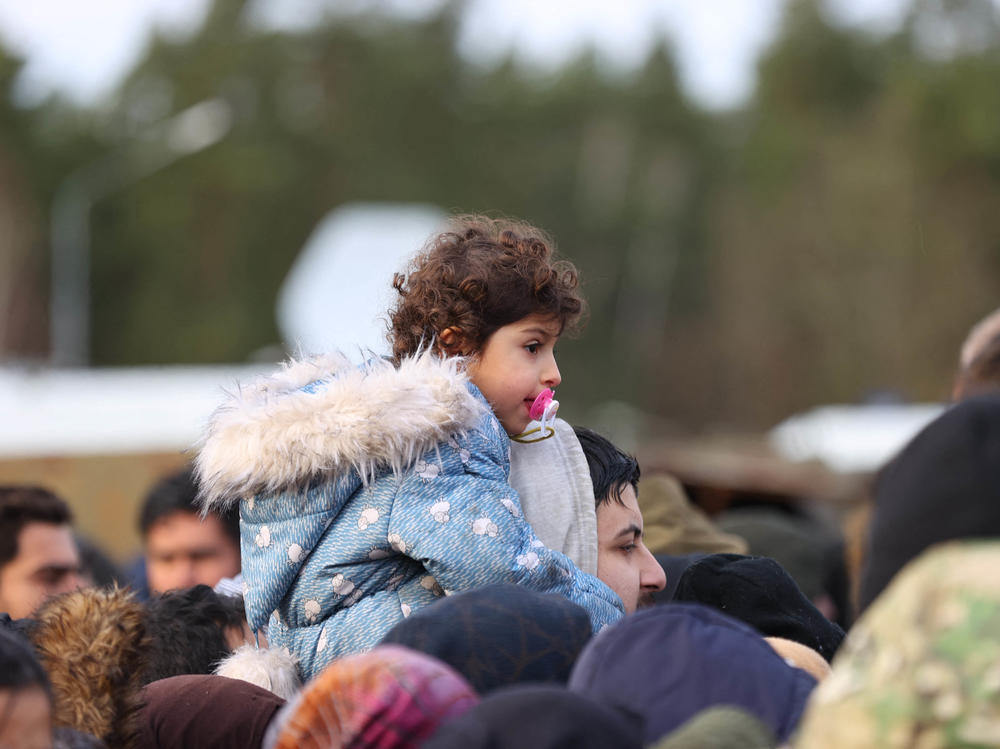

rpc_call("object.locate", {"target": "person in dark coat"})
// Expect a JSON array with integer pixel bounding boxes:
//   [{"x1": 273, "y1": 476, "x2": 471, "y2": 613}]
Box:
[
  {"x1": 858, "y1": 394, "x2": 1000, "y2": 612},
  {"x1": 655, "y1": 552, "x2": 844, "y2": 662},
  {"x1": 140, "y1": 674, "x2": 284, "y2": 749},
  {"x1": 568, "y1": 603, "x2": 816, "y2": 745},
  {"x1": 423, "y1": 684, "x2": 643, "y2": 749}
]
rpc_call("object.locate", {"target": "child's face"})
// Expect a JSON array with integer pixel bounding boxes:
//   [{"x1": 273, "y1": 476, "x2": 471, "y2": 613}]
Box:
[{"x1": 466, "y1": 314, "x2": 562, "y2": 435}]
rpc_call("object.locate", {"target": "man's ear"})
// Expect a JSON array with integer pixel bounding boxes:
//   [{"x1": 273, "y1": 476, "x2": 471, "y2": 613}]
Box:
[{"x1": 438, "y1": 326, "x2": 466, "y2": 355}]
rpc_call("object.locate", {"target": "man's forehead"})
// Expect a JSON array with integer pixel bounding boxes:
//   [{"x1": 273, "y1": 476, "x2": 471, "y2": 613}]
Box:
[
  {"x1": 617, "y1": 485, "x2": 643, "y2": 526},
  {"x1": 15, "y1": 522, "x2": 79, "y2": 565},
  {"x1": 148, "y1": 510, "x2": 223, "y2": 535},
  {"x1": 598, "y1": 488, "x2": 644, "y2": 537},
  {"x1": 147, "y1": 540, "x2": 225, "y2": 556},
  {"x1": 146, "y1": 512, "x2": 230, "y2": 550}
]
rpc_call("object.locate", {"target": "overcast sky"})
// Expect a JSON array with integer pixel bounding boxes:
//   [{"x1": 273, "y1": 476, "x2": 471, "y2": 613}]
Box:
[{"x1": 0, "y1": 0, "x2": 918, "y2": 110}]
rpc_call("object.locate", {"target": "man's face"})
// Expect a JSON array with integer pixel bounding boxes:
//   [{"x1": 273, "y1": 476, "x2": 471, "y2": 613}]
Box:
[
  {"x1": 596, "y1": 485, "x2": 666, "y2": 614},
  {"x1": 0, "y1": 522, "x2": 83, "y2": 619},
  {"x1": 0, "y1": 686, "x2": 52, "y2": 749},
  {"x1": 145, "y1": 511, "x2": 240, "y2": 594}
]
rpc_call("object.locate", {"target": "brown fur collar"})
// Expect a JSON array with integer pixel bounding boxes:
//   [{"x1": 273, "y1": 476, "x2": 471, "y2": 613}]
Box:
[{"x1": 29, "y1": 586, "x2": 149, "y2": 749}]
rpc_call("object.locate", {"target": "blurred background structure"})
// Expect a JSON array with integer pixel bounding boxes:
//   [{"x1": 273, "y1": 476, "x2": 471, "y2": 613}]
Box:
[{"x1": 0, "y1": 0, "x2": 997, "y2": 560}]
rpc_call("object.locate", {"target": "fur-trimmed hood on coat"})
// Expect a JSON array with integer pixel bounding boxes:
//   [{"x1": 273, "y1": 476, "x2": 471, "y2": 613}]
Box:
[
  {"x1": 196, "y1": 352, "x2": 488, "y2": 511},
  {"x1": 29, "y1": 586, "x2": 149, "y2": 749}
]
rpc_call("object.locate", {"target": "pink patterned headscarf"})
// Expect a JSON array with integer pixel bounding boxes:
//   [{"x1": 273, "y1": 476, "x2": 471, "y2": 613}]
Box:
[{"x1": 267, "y1": 645, "x2": 479, "y2": 749}]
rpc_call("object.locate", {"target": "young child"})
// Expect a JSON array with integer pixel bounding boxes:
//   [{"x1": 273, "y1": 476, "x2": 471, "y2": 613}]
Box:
[{"x1": 196, "y1": 216, "x2": 624, "y2": 679}]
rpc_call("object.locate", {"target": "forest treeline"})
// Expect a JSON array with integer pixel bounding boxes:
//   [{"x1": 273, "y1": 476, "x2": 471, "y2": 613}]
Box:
[{"x1": 2, "y1": 0, "x2": 999, "y2": 429}]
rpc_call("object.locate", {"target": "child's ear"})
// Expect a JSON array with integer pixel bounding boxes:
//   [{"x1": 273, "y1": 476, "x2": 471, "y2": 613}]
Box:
[{"x1": 438, "y1": 327, "x2": 467, "y2": 356}]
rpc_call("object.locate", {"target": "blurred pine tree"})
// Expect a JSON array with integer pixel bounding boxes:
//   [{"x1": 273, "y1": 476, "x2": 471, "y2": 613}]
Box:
[{"x1": 3, "y1": 0, "x2": 999, "y2": 430}]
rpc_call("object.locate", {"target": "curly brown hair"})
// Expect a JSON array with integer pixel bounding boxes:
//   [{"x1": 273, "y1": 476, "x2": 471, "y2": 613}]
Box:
[{"x1": 389, "y1": 215, "x2": 585, "y2": 361}]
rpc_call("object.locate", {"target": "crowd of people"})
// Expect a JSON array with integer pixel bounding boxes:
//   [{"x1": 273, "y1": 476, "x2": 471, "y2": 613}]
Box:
[{"x1": 2, "y1": 215, "x2": 1000, "y2": 748}]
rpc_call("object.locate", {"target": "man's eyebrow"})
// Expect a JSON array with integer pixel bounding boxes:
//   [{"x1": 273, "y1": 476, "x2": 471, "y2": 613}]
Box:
[
  {"x1": 613, "y1": 524, "x2": 642, "y2": 541},
  {"x1": 151, "y1": 545, "x2": 220, "y2": 557},
  {"x1": 31, "y1": 564, "x2": 79, "y2": 577}
]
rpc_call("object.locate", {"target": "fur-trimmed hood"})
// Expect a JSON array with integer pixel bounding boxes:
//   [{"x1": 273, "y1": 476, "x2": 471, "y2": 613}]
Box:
[
  {"x1": 215, "y1": 644, "x2": 301, "y2": 701},
  {"x1": 196, "y1": 351, "x2": 488, "y2": 510},
  {"x1": 29, "y1": 586, "x2": 149, "y2": 749}
]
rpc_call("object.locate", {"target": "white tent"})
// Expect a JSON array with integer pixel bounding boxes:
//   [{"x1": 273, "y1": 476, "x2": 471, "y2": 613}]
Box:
[
  {"x1": 276, "y1": 203, "x2": 446, "y2": 358},
  {"x1": 769, "y1": 402, "x2": 944, "y2": 473},
  {"x1": 0, "y1": 364, "x2": 269, "y2": 458}
]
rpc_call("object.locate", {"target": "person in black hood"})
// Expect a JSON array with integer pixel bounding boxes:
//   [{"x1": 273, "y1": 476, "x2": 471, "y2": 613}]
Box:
[
  {"x1": 379, "y1": 584, "x2": 593, "y2": 694},
  {"x1": 858, "y1": 394, "x2": 1000, "y2": 613},
  {"x1": 424, "y1": 684, "x2": 643, "y2": 749}
]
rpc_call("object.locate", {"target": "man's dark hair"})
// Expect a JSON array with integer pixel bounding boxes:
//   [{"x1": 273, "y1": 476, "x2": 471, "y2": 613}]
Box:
[
  {"x1": 573, "y1": 426, "x2": 640, "y2": 508},
  {"x1": 0, "y1": 487, "x2": 73, "y2": 569},
  {"x1": 74, "y1": 535, "x2": 122, "y2": 589},
  {"x1": 143, "y1": 585, "x2": 246, "y2": 684},
  {"x1": 139, "y1": 466, "x2": 238, "y2": 546}
]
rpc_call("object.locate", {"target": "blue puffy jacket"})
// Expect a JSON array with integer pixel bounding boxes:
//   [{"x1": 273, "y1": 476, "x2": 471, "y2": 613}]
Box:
[{"x1": 196, "y1": 352, "x2": 624, "y2": 679}]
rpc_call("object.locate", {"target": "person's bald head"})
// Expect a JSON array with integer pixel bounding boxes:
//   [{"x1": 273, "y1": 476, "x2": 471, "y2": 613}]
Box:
[
  {"x1": 955, "y1": 334, "x2": 1000, "y2": 401},
  {"x1": 961, "y1": 307, "x2": 1000, "y2": 369},
  {"x1": 955, "y1": 308, "x2": 1000, "y2": 401}
]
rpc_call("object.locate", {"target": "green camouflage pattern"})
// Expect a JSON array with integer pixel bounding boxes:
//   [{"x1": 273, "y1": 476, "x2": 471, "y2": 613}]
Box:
[
  {"x1": 796, "y1": 541, "x2": 1000, "y2": 748},
  {"x1": 651, "y1": 706, "x2": 777, "y2": 748}
]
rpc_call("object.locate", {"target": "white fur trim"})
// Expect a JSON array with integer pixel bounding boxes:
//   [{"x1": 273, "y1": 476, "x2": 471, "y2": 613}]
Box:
[
  {"x1": 215, "y1": 645, "x2": 302, "y2": 701},
  {"x1": 196, "y1": 352, "x2": 486, "y2": 508}
]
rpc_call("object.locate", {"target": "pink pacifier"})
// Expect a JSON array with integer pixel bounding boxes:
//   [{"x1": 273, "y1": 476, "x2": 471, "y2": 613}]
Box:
[
  {"x1": 513, "y1": 389, "x2": 559, "y2": 443},
  {"x1": 529, "y1": 389, "x2": 558, "y2": 422}
]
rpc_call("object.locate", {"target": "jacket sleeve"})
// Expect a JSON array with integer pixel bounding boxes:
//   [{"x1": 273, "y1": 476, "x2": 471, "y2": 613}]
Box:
[
  {"x1": 387, "y1": 421, "x2": 625, "y2": 632},
  {"x1": 267, "y1": 590, "x2": 411, "y2": 679}
]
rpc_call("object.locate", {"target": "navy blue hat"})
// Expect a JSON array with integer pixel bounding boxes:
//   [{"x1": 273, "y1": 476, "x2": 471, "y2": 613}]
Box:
[
  {"x1": 568, "y1": 603, "x2": 817, "y2": 745},
  {"x1": 0, "y1": 624, "x2": 49, "y2": 694},
  {"x1": 379, "y1": 584, "x2": 593, "y2": 694},
  {"x1": 423, "y1": 684, "x2": 643, "y2": 749}
]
